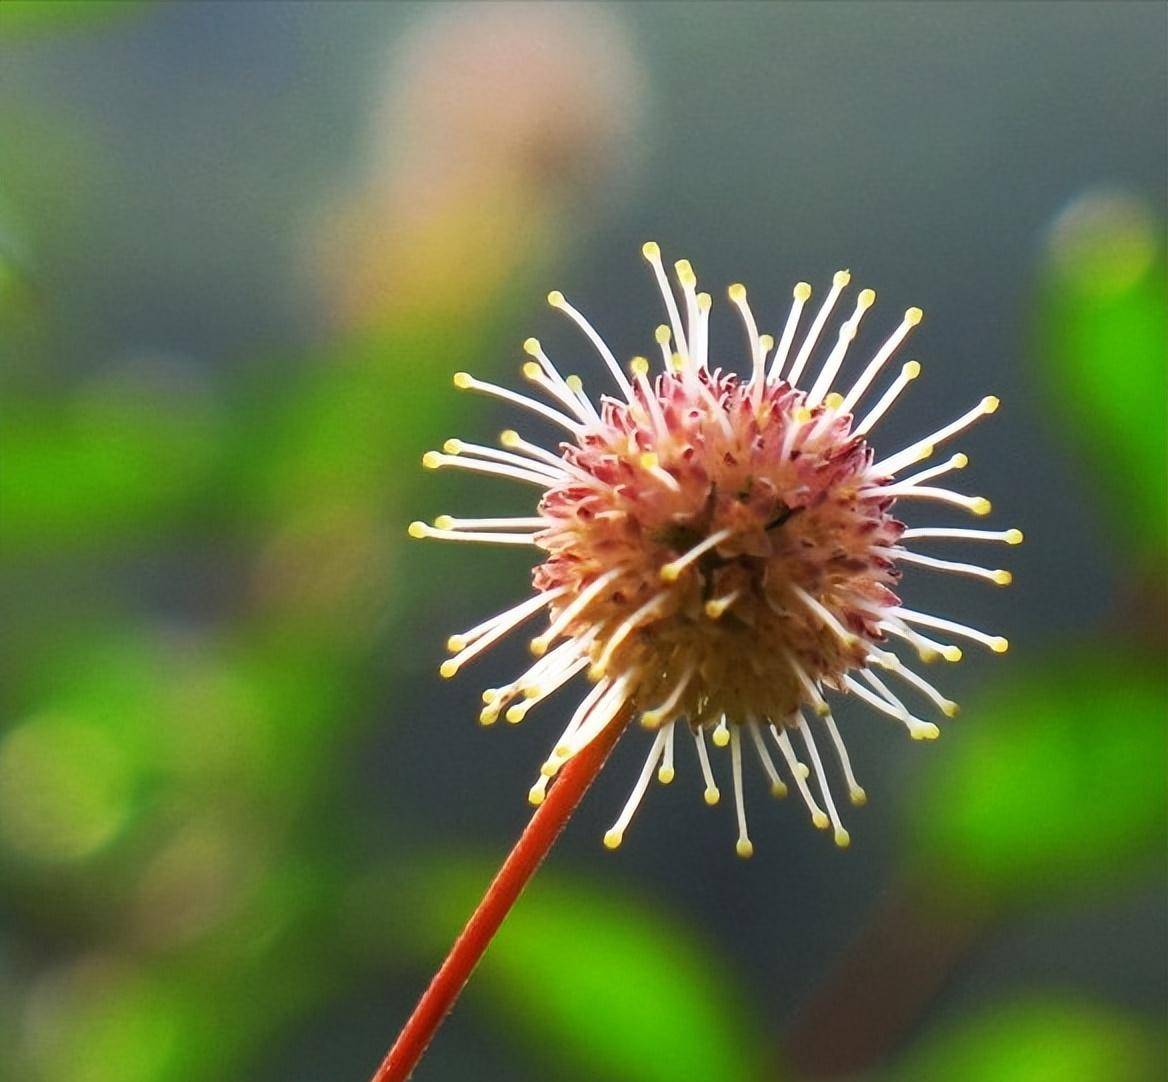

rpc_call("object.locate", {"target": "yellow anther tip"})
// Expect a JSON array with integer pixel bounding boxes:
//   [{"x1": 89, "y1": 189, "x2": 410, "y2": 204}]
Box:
[
  {"x1": 629, "y1": 356, "x2": 650, "y2": 377},
  {"x1": 522, "y1": 336, "x2": 540, "y2": 355},
  {"x1": 674, "y1": 257, "x2": 693, "y2": 274},
  {"x1": 500, "y1": 429, "x2": 520, "y2": 447},
  {"x1": 712, "y1": 728, "x2": 730, "y2": 748},
  {"x1": 654, "y1": 324, "x2": 671, "y2": 344},
  {"x1": 850, "y1": 787, "x2": 868, "y2": 807},
  {"x1": 657, "y1": 766, "x2": 675, "y2": 785},
  {"x1": 529, "y1": 638, "x2": 548, "y2": 657},
  {"x1": 815, "y1": 702, "x2": 831, "y2": 717},
  {"x1": 697, "y1": 291, "x2": 712, "y2": 311},
  {"x1": 943, "y1": 646, "x2": 964, "y2": 662},
  {"x1": 833, "y1": 270, "x2": 851, "y2": 288},
  {"x1": 825, "y1": 392, "x2": 845, "y2": 410},
  {"x1": 1006, "y1": 528, "x2": 1024, "y2": 544},
  {"x1": 439, "y1": 660, "x2": 459, "y2": 679},
  {"x1": 704, "y1": 601, "x2": 724, "y2": 619},
  {"x1": 812, "y1": 811, "x2": 830, "y2": 829},
  {"x1": 407, "y1": 521, "x2": 427, "y2": 539},
  {"x1": 704, "y1": 787, "x2": 720, "y2": 806},
  {"x1": 547, "y1": 290, "x2": 565, "y2": 308},
  {"x1": 770, "y1": 781, "x2": 789, "y2": 799},
  {"x1": 565, "y1": 374, "x2": 584, "y2": 393},
  {"x1": 639, "y1": 451, "x2": 659, "y2": 469},
  {"x1": 445, "y1": 634, "x2": 466, "y2": 652},
  {"x1": 522, "y1": 361, "x2": 541, "y2": 379},
  {"x1": 904, "y1": 360, "x2": 922, "y2": 379},
  {"x1": 915, "y1": 723, "x2": 941, "y2": 740},
  {"x1": 433, "y1": 515, "x2": 454, "y2": 530},
  {"x1": 506, "y1": 706, "x2": 526, "y2": 724},
  {"x1": 603, "y1": 829, "x2": 623, "y2": 850},
  {"x1": 794, "y1": 282, "x2": 812, "y2": 301},
  {"x1": 442, "y1": 438, "x2": 462, "y2": 454},
  {"x1": 993, "y1": 570, "x2": 1013, "y2": 586},
  {"x1": 953, "y1": 453, "x2": 969, "y2": 468},
  {"x1": 759, "y1": 333, "x2": 775, "y2": 351},
  {"x1": 660, "y1": 564, "x2": 681, "y2": 583},
  {"x1": 905, "y1": 306, "x2": 923, "y2": 325},
  {"x1": 528, "y1": 786, "x2": 545, "y2": 806},
  {"x1": 736, "y1": 839, "x2": 754, "y2": 859},
  {"x1": 834, "y1": 829, "x2": 851, "y2": 849},
  {"x1": 982, "y1": 395, "x2": 1001, "y2": 414},
  {"x1": 795, "y1": 407, "x2": 813, "y2": 424},
  {"x1": 971, "y1": 497, "x2": 992, "y2": 516},
  {"x1": 540, "y1": 761, "x2": 557, "y2": 778},
  {"x1": 479, "y1": 709, "x2": 498, "y2": 726},
  {"x1": 991, "y1": 636, "x2": 1009, "y2": 653},
  {"x1": 452, "y1": 371, "x2": 472, "y2": 388},
  {"x1": 796, "y1": 763, "x2": 811, "y2": 780},
  {"x1": 640, "y1": 711, "x2": 661, "y2": 728},
  {"x1": 942, "y1": 701, "x2": 960, "y2": 717},
  {"x1": 728, "y1": 282, "x2": 747, "y2": 302},
  {"x1": 422, "y1": 451, "x2": 441, "y2": 469},
  {"x1": 588, "y1": 663, "x2": 605, "y2": 680},
  {"x1": 858, "y1": 288, "x2": 876, "y2": 307},
  {"x1": 482, "y1": 689, "x2": 498, "y2": 704},
  {"x1": 641, "y1": 241, "x2": 660, "y2": 260}
]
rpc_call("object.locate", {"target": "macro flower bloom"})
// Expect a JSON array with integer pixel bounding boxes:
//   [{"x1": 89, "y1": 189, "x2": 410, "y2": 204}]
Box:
[{"x1": 410, "y1": 244, "x2": 1019, "y2": 857}]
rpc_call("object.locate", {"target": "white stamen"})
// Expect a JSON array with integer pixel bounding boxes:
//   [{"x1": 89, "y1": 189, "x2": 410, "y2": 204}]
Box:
[
  {"x1": 658, "y1": 720, "x2": 676, "y2": 783},
  {"x1": 591, "y1": 594, "x2": 669, "y2": 676},
  {"x1": 730, "y1": 726, "x2": 753, "y2": 858},
  {"x1": 747, "y1": 718, "x2": 787, "y2": 797},
  {"x1": 433, "y1": 515, "x2": 547, "y2": 531},
  {"x1": 875, "y1": 654, "x2": 959, "y2": 716},
  {"x1": 872, "y1": 396, "x2": 999, "y2": 476},
  {"x1": 871, "y1": 484, "x2": 992, "y2": 517},
  {"x1": 728, "y1": 283, "x2": 765, "y2": 394},
  {"x1": 783, "y1": 648, "x2": 830, "y2": 715},
  {"x1": 770, "y1": 723, "x2": 828, "y2": 828},
  {"x1": 900, "y1": 526, "x2": 1024, "y2": 545},
  {"x1": 452, "y1": 372, "x2": 583, "y2": 434},
  {"x1": 767, "y1": 281, "x2": 811, "y2": 384},
  {"x1": 890, "y1": 452, "x2": 968, "y2": 490},
  {"x1": 547, "y1": 291, "x2": 634, "y2": 400},
  {"x1": 440, "y1": 592, "x2": 560, "y2": 678},
  {"x1": 839, "y1": 306, "x2": 922, "y2": 413},
  {"x1": 694, "y1": 725, "x2": 720, "y2": 805},
  {"x1": 603, "y1": 726, "x2": 669, "y2": 849},
  {"x1": 522, "y1": 338, "x2": 601, "y2": 424},
  {"x1": 892, "y1": 607, "x2": 1009, "y2": 653},
  {"x1": 641, "y1": 242, "x2": 689, "y2": 360},
  {"x1": 884, "y1": 547, "x2": 1013, "y2": 586},
  {"x1": 660, "y1": 527, "x2": 736, "y2": 582},
  {"x1": 447, "y1": 589, "x2": 564, "y2": 654},
  {"x1": 422, "y1": 451, "x2": 553, "y2": 489},
  {"x1": 640, "y1": 663, "x2": 695, "y2": 728},
  {"x1": 712, "y1": 715, "x2": 731, "y2": 747},
  {"x1": 797, "y1": 716, "x2": 850, "y2": 847},
  {"x1": 409, "y1": 522, "x2": 539, "y2": 546},
  {"x1": 878, "y1": 618, "x2": 964, "y2": 663},
  {"x1": 791, "y1": 585, "x2": 860, "y2": 649},
  {"x1": 443, "y1": 438, "x2": 565, "y2": 482},
  {"x1": 822, "y1": 712, "x2": 866, "y2": 805},
  {"x1": 531, "y1": 568, "x2": 623, "y2": 656},
  {"x1": 852, "y1": 360, "x2": 921, "y2": 436},
  {"x1": 787, "y1": 270, "x2": 850, "y2": 388},
  {"x1": 806, "y1": 287, "x2": 875, "y2": 407},
  {"x1": 844, "y1": 674, "x2": 940, "y2": 739}
]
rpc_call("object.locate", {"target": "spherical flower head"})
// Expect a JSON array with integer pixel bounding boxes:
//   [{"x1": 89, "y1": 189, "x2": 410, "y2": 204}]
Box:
[{"x1": 412, "y1": 245, "x2": 1018, "y2": 856}]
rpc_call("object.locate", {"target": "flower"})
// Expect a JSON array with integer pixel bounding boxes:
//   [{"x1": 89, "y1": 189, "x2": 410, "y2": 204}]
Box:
[{"x1": 410, "y1": 244, "x2": 1020, "y2": 857}]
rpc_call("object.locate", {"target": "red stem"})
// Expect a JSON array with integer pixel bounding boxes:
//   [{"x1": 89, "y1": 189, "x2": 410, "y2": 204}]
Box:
[{"x1": 371, "y1": 714, "x2": 628, "y2": 1082}]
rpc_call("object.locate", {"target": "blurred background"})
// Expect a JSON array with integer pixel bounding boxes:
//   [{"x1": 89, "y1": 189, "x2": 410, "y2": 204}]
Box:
[{"x1": 1, "y1": 2, "x2": 1165, "y2": 1080}]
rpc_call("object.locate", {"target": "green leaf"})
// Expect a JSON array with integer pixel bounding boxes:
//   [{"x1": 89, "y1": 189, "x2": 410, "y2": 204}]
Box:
[
  {"x1": 401, "y1": 855, "x2": 767, "y2": 1082},
  {"x1": 911, "y1": 650, "x2": 1167, "y2": 902},
  {"x1": 1035, "y1": 190, "x2": 1167, "y2": 562},
  {"x1": 0, "y1": 1, "x2": 151, "y2": 37},
  {"x1": 892, "y1": 996, "x2": 1163, "y2": 1082}
]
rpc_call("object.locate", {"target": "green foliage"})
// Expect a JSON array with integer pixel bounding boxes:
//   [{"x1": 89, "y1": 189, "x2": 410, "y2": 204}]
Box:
[
  {"x1": 892, "y1": 996, "x2": 1163, "y2": 1082},
  {"x1": 1036, "y1": 195, "x2": 1167, "y2": 562},
  {"x1": 0, "y1": 2, "x2": 151, "y2": 37},
  {"x1": 402, "y1": 855, "x2": 768, "y2": 1082},
  {"x1": 911, "y1": 651, "x2": 1167, "y2": 902}
]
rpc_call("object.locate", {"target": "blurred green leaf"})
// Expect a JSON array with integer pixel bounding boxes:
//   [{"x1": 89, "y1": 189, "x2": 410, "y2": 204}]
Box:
[
  {"x1": 400, "y1": 855, "x2": 767, "y2": 1082},
  {"x1": 0, "y1": 1, "x2": 151, "y2": 36},
  {"x1": 911, "y1": 650, "x2": 1167, "y2": 902},
  {"x1": 892, "y1": 995, "x2": 1163, "y2": 1082},
  {"x1": 1036, "y1": 190, "x2": 1167, "y2": 562}
]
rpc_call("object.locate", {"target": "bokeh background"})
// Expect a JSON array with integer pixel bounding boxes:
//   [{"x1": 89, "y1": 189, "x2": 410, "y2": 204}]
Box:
[{"x1": 1, "y1": 2, "x2": 1165, "y2": 1080}]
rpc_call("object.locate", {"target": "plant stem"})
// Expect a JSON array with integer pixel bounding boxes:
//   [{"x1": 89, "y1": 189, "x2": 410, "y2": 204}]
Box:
[{"x1": 371, "y1": 713, "x2": 628, "y2": 1082}]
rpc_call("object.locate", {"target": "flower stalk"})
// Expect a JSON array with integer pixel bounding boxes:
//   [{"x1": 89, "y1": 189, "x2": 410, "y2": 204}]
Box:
[{"x1": 371, "y1": 710, "x2": 629, "y2": 1082}]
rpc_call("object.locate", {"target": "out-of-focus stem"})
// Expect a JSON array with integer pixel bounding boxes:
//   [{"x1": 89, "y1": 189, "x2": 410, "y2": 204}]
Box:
[{"x1": 371, "y1": 713, "x2": 629, "y2": 1082}]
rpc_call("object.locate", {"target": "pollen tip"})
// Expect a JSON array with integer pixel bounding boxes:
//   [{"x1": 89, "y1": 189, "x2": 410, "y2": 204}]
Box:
[
  {"x1": 812, "y1": 810, "x2": 830, "y2": 829},
  {"x1": 640, "y1": 710, "x2": 661, "y2": 728},
  {"x1": 529, "y1": 637, "x2": 548, "y2": 657},
  {"x1": 407, "y1": 520, "x2": 428, "y2": 539},
  {"x1": 522, "y1": 684, "x2": 540, "y2": 700},
  {"x1": 422, "y1": 451, "x2": 442, "y2": 469},
  {"x1": 452, "y1": 371, "x2": 472, "y2": 389},
  {"x1": 539, "y1": 760, "x2": 557, "y2": 778},
  {"x1": 660, "y1": 563, "x2": 681, "y2": 583},
  {"x1": 704, "y1": 787, "x2": 720, "y2": 806},
  {"x1": 916, "y1": 443, "x2": 935, "y2": 462},
  {"x1": 445, "y1": 634, "x2": 466, "y2": 652},
  {"x1": 834, "y1": 828, "x2": 851, "y2": 849},
  {"x1": 915, "y1": 722, "x2": 941, "y2": 740},
  {"x1": 439, "y1": 660, "x2": 459, "y2": 679},
  {"x1": 565, "y1": 374, "x2": 584, "y2": 393},
  {"x1": 506, "y1": 705, "x2": 526, "y2": 724},
  {"x1": 641, "y1": 241, "x2": 660, "y2": 260},
  {"x1": 704, "y1": 600, "x2": 724, "y2": 619},
  {"x1": 499, "y1": 429, "x2": 520, "y2": 448},
  {"x1": 794, "y1": 281, "x2": 812, "y2": 301},
  {"x1": 522, "y1": 336, "x2": 540, "y2": 355},
  {"x1": 770, "y1": 781, "x2": 789, "y2": 799},
  {"x1": 993, "y1": 569, "x2": 1013, "y2": 586},
  {"x1": 942, "y1": 700, "x2": 960, "y2": 717},
  {"x1": 433, "y1": 514, "x2": 454, "y2": 530},
  {"x1": 905, "y1": 306, "x2": 923, "y2": 326},
  {"x1": 904, "y1": 360, "x2": 922, "y2": 379},
  {"x1": 528, "y1": 785, "x2": 545, "y2": 807},
  {"x1": 639, "y1": 451, "x2": 659, "y2": 470},
  {"x1": 796, "y1": 763, "x2": 811, "y2": 780},
  {"x1": 482, "y1": 688, "x2": 498, "y2": 705},
  {"x1": 728, "y1": 282, "x2": 747, "y2": 302},
  {"x1": 588, "y1": 662, "x2": 606, "y2": 680},
  {"x1": 654, "y1": 324, "x2": 671, "y2": 345},
  {"x1": 815, "y1": 702, "x2": 831, "y2": 717},
  {"x1": 712, "y1": 728, "x2": 731, "y2": 748},
  {"x1": 953, "y1": 453, "x2": 969, "y2": 468},
  {"x1": 858, "y1": 287, "x2": 876, "y2": 307},
  {"x1": 479, "y1": 708, "x2": 499, "y2": 726},
  {"x1": 442, "y1": 438, "x2": 462, "y2": 454},
  {"x1": 833, "y1": 270, "x2": 851, "y2": 288},
  {"x1": 736, "y1": 839, "x2": 754, "y2": 859},
  {"x1": 1006, "y1": 528, "x2": 1024, "y2": 544},
  {"x1": 629, "y1": 355, "x2": 650, "y2": 377},
  {"x1": 554, "y1": 743, "x2": 572, "y2": 758},
  {"x1": 759, "y1": 333, "x2": 775, "y2": 351},
  {"x1": 603, "y1": 829, "x2": 623, "y2": 849},
  {"x1": 982, "y1": 395, "x2": 1001, "y2": 414},
  {"x1": 990, "y1": 636, "x2": 1009, "y2": 654},
  {"x1": 657, "y1": 765, "x2": 675, "y2": 785},
  {"x1": 849, "y1": 786, "x2": 868, "y2": 807},
  {"x1": 825, "y1": 392, "x2": 845, "y2": 410},
  {"x1": 795, "y1": 407, "x2": 813, "y2": 424},
  {"x1": 547, "y1": 290, "x2": 565, "y2": 308},
  {"x1": 971, "y1": 497, "x2": 992, "y2": 516},
  {"x1": 943, "y1": 645, "x2": 964, "y2": 662},
  {"x1": 697, "y1": 291, "x2": 712, "y2": 311},
  {"x1": 521, "y1": 361, "x2": 542, "y2": 380}
]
